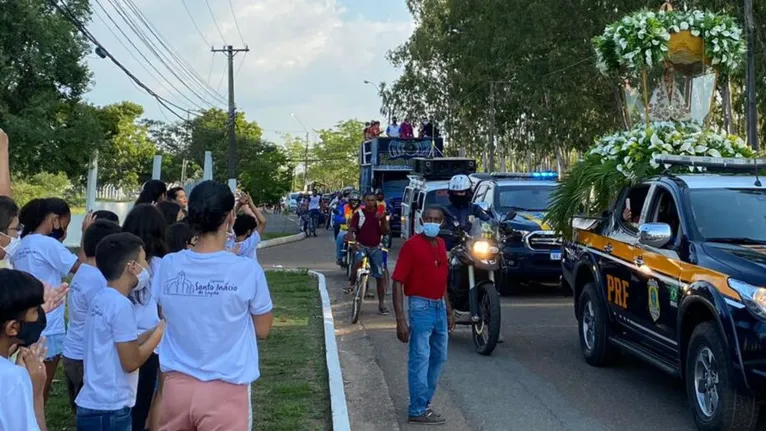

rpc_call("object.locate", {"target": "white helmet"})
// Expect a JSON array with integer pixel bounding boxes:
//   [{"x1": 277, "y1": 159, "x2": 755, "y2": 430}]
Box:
[{"x1": 448, "y1": 174, "x2": 471, "y2": 192}]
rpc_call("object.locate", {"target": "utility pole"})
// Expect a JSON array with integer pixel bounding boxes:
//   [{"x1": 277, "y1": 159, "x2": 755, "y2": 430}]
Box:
[
  {"x1": 304, "y1": 131, "x2": 309, "y2": 189},
  {"x1": 745, "y1": 0, "x2": 759, "y2": 151},
  {"x1": 212, "y1": 45, "x2": 250, "y2": 191},
  {"x1": 488, "y1": 81, "x2": 496, "y2": 173}
]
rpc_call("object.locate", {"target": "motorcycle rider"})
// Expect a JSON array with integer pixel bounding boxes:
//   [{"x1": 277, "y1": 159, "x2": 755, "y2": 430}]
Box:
[
  {"x1": 335, "y1": 192, "x2": 361, "y2": 266},
  {"x1": 441, "y1": 174, "x2": 504, "y2": 342},
  {"x1": 440, "y1": 174, "x2": 491, "y2": 250}
]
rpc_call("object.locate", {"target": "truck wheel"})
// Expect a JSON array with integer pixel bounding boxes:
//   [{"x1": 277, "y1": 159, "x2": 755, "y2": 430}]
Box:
[
  {"x1": 578, "y1": 282, "x2": 618, "y2": 366},
  {"x1": 686, "y1": 322, "x2": 760, "y2": 431}
]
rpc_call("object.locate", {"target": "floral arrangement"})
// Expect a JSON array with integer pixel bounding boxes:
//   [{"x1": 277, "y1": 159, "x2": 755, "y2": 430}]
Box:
[
  {"x1": 594, "y1": 9, "x2": 746, "y2": 75},
  {"x1": 589, "y1": 120, "x2": 753, "y2": 178},
  {"x1": 545, "y1": 120, "x2": 754, "y2": 236}
]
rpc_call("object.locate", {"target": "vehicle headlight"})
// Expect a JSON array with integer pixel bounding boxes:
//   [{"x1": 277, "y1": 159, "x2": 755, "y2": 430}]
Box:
[
  {"x1": 728, "y1": 278, "x2": 766, "y2": 318},
  {"x1": 472, "y1": 240, "x2": 499, "y2": 257}
]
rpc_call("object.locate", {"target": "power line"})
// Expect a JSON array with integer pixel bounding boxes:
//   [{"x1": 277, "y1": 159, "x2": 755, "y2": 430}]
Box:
[
  {"x1": 180, "y1": 0, "x2": 211, "y2": 47},
  {"x1": 227, "y1": 0, "x2": 246, "y2": 45},
  {"x1": 92, "y1": 1, "x2": 207, "y2": 111},
  {"x1": 115, "y1": 0, "x2": 227, "y2": 105},
  {"x1": 49, "y1": 0, "x2": 192, "y2": 121},
  {"x1": 234, "y1": 51, "x2": 248, "y2": 80},
  {"x1": 205, "y1": 0, "x2": 227, "y2": 44},
  {"x1": 100, "y1": 0, "x2": 218, "y2": 109}
]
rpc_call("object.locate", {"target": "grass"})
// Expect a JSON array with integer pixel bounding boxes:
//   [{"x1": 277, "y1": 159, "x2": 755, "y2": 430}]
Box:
[{"x1": 44, "y1": 271, "x2": 330, "y2": 431}]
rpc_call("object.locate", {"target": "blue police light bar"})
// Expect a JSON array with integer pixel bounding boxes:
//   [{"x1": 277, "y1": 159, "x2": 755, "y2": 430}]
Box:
[
  {"x1": 488, "y1": 172, "x2": 559, "y2": 180},
  {"x1": 653, "y1": 155, "x2": 766, "y2": 171}
]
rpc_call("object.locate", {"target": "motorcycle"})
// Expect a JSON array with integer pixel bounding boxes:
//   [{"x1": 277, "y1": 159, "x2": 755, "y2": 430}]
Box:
[{"x1": 442, "y1": 203, "x2": 509, "y2": 355}]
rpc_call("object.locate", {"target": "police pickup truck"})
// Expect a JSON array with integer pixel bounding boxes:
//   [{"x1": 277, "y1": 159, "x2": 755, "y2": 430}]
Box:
[
  {"x1": 471, "y1": 172, "x2": 561, "y2": 295},
  {"x1": 562, "y1": 155, "x2": 766, "y2": 430}
]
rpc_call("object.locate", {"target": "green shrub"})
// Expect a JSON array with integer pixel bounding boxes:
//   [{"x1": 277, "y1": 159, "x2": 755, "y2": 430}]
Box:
[{"x1": 12, "y1": 172, "x2": 84, "y2": 208}]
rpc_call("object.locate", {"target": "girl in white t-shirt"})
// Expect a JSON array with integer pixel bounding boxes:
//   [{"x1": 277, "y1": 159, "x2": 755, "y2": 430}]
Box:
[
  {"x1": 121, "y1": 203, "x2": 168, "y2": 430},
  {"x1": 12, "y1": 197, "x2": 82, "y2": 402},
  {"x1": 154, "y1": 180, "x2": 273, "y2": 430}
]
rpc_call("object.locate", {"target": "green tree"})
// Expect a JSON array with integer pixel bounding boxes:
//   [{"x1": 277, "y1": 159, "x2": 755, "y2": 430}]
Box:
[
  {"x1": 95, "y1": 102, "x2": 156, "y2": 189},
  {"x1": 0, "y1": 0, "x2": 95, "y2": 179}
]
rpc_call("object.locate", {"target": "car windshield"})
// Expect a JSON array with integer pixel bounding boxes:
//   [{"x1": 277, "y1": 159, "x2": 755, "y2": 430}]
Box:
[
  {"x1": 689, "y1": 188, "x2": 766, "y2": 242},
  {"x1": 426, "y1": 189, "x2": 451, "y2": 207},
  {"x1": 495, "y1": 185, "x2": 556, "y2": 213}
]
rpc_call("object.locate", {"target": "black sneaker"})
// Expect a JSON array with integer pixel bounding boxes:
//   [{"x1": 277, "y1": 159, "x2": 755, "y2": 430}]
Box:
[{"x1": 408, "y1": 410, "x2": 445, "y2": 425}]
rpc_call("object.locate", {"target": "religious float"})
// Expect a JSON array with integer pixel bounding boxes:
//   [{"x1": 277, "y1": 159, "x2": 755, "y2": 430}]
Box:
[{"x1": 546, "y1": 1, "x2": 751, "y2": 236}]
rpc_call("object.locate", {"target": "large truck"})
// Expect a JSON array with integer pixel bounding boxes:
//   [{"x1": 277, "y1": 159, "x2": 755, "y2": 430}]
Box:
[{"x1": 359, "y1": 137, "x2": 444, "y2": 236}]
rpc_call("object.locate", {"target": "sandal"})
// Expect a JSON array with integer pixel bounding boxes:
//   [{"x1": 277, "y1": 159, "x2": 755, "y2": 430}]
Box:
[
  {"x1": 378, "y1": 306, "x2": 390, "y2": 315},
  {"x1": 344, "y1": 286, "x2": 354, "y2": 294}
]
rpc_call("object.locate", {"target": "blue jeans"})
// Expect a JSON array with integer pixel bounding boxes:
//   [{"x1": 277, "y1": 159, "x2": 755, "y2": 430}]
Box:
[
  {"x1": 356, "y1": 246, "x2": 384, "y2": 279},
  {"x1": 336, "y1": 230, "x2": 347, "y2": 261},
  {"x1": 76, "y1": 406, "x2": 131, "y2": 431},
  {"x1": 407, "y1": 296, "x2": 448, "y2": 417}
]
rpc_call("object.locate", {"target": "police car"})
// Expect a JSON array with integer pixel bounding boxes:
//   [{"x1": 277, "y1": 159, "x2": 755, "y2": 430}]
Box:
[
  {"x1": 470, "y1": 172, "x2": 561, "y2": 295},
  {"x1": 562, "y1": 155, "x2": 766, "y2": 430}
]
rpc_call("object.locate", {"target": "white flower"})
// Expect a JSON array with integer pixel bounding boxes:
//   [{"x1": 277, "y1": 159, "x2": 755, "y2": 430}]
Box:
[{"x1": 680, "y1": 21, "x2": 689, "y2": 30}]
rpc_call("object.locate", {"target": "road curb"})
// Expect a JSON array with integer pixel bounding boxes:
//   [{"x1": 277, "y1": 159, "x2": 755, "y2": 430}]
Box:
[
  {"x1": 266, "y1": 268, "x2": 351, "y2": 431},
  {"x1": 257, "y1": 232, "x2": 304, "y2": 249}
]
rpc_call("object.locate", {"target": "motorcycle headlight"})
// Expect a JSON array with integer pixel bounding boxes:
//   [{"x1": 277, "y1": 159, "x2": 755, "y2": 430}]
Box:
[
  {"x1": 728, "y1": 278, "x2": 766, "y2": 319},
  {"x1": 472, "y1": 240, "x2": 499, "y2": 257}
]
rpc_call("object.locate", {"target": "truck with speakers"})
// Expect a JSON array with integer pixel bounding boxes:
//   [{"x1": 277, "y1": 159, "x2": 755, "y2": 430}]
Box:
[{"x1": 358, "y1": 137, "x2": 445, "y2": 236}]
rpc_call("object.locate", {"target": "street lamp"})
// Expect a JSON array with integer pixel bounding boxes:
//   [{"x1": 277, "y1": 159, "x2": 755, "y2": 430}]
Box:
[
  {"x1": 290, "y1": 113, "x2": 310, "y2": 190},
  {"x1": 364, "y1": 80, "x2": 391, "y2": 123}
]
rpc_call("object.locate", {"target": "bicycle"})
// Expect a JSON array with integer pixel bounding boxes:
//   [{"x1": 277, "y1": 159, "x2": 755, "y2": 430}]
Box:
[{"x1": 350, "y1": 243, "x2": 388, "y2": 324}]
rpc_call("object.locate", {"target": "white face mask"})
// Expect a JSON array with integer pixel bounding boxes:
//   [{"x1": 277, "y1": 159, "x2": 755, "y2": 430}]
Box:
[
  {"x1": 136, "y1": 266, "x2": 151, "y2": 291},
  {"x1": 1, "y1": 234, "x2": 20, "y2": 259}
]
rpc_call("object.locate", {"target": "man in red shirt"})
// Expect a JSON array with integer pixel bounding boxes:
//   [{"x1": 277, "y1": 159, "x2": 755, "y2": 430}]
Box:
[
  {"x1": 391, "y1": 206, "x2": 454, "y2": 425},
  {"x1": 347, "y1": 192, "x2": 390, "y2": 314}
]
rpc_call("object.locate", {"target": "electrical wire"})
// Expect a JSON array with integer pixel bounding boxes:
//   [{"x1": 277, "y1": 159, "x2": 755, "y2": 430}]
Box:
[
  {"x1": 100, "y1": 0, "x2": 218, "y2": 109},
  {"x1": 50, "y1": 0, "x2": 192, "y2": 121},
  {"x1": 110, "y1": 0, "x2": 227, "y2": 106},
  {"x1": 204, "y1": 0, "x2": 227, "y2": 44},
  {"x1": 91, "y1": 2, "x2": 206, "y2": 111},
  {"x1": 234, "y1": 51, "x2": 248, "y2": 80},
  {"x1": 180, "y1": 0, "x2": 211, "y2": 47},
  {"x1": 227, "y1": 0, "x2": 246, "y2": 45}
]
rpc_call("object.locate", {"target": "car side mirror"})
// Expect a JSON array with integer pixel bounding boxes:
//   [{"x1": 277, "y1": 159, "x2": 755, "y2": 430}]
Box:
[
  {"x1": 502, "y1": 211, "x2": 516, "y2": 222},
  {"x1": 638, "y1": 223, "x2": 672, "y2": 248}
]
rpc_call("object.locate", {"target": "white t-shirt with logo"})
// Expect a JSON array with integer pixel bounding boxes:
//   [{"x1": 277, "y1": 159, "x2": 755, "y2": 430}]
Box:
[
  {"x1": 11, "y1": 233, "x2": 78, "y2": 337},
  {"x1": 63, "y1": 264, "x2": 106, "y2": 361},
  {"x1": 0, "y1": 356, "x2": 39, "y2": 431},
  {"x1": 131, "y1": 258, "x2": 161, "y2": 334},
  {"x1": 308, "y1": 196, "x2": 321, "y2": 210},
  {"x1": 153, "y1": 250, "x2": 272, "y2": 384},
  {"x1": 75, "y1": 287, "x2": 139, "y2": 411}
]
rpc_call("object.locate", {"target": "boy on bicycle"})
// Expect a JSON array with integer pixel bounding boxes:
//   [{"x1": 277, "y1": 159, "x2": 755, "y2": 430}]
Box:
[{"x1": 347, "y1": 192, "x2": 390, "y2": 315}]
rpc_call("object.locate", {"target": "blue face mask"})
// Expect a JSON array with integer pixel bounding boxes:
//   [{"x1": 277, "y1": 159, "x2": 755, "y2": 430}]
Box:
[{"x1": 422, "y1": 222, "x2": 441, "y2": 238}]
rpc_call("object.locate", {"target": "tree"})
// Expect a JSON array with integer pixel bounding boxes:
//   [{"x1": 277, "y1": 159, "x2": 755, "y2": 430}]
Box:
[
  {"x1": 386, "y1": 0, "x2": 766, "y2": 168},
  {"x1": 0, "y1": 0, "x2": 95, "y2": 179},
  {"x1": 284, "y1": 119, "x2": 363, "y2": 190},
  {"x1": 95, "y1": 102, "x2": 156, "y2": 189}
]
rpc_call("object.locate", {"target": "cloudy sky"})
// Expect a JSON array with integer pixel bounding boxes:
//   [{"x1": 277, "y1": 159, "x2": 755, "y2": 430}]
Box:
[{"x1": 83, "y1": 0, "x2": 414, "y2": 144}]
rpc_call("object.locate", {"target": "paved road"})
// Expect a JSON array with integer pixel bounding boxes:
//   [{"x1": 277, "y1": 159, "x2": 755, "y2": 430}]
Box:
[{"x1": 259, "y1": 229, "x2": 697, "y2": 431}]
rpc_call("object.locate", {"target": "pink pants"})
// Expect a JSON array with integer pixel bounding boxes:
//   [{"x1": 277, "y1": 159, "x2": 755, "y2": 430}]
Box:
[{"x1": 159, "y1": 372, "x2": 251, "y2": 431}]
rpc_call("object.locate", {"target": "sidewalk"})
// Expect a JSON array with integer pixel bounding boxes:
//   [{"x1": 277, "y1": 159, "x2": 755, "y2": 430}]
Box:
[{"x1": 259, "y1": 230, "x2": 473, "y2": 431}]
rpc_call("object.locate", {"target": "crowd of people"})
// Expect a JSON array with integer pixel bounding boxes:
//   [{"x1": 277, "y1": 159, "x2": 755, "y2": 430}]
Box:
[
  {"x1": 363, "y1": 117, "x2": 441, "y2": 140},
  {"x1": 0, "y1": 129, "x2": 274, "y2": 431}
]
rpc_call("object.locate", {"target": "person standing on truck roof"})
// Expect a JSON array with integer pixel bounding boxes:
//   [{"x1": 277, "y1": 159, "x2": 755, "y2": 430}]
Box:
[
  {"x1": 386, "y1": 117, "x2": 400, "y2": 138},
  {"x1": 400, "y1": 117, "x2": 414, "y2": 139}
]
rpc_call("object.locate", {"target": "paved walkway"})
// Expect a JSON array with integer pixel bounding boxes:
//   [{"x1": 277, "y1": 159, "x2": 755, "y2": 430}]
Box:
[{"x1": 259, "y1": 229, "x2": 697, "y2": 431}]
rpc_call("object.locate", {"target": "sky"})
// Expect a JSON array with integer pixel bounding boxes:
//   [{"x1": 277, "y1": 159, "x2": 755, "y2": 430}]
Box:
[{"x1": 83, "y1": 0, "x2": 415, "y2": 144}]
